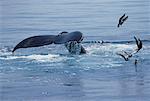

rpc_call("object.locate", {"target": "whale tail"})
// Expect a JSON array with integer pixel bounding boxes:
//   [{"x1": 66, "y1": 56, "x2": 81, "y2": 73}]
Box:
[
  {"x1": 65, "y1": 41, "x2": 86, "y2": 54},
  {"x1": 12, "y1": 31, "x2": 83, "y2": 53},
  {"x1": 12, "y1": 35, "x2": 56, "y2": 52}
]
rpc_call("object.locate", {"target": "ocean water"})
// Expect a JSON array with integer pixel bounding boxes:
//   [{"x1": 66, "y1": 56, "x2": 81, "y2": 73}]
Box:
[{"x1": 0, "y1": 0, "x2": 150, "y2": 101}]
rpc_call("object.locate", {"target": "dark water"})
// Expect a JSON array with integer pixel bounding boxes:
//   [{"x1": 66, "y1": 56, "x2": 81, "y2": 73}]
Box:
[{"x1": 0, "y1": 0, "x2": 150, "y2": 101}]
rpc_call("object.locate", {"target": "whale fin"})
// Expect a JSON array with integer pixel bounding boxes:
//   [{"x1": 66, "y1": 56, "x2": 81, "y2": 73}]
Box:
[{"x1": 12, "y1": 35, "x2": 56, "y2": 52}]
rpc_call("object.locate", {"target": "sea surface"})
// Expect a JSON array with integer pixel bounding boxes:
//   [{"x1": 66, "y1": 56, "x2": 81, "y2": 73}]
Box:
[{"x1": 0, "y1": 0, "x2": 150, "y2": 101}]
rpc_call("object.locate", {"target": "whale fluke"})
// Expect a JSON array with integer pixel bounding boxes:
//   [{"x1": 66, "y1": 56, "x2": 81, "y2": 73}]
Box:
[
  {"x1": 65, "y1": 41, "x2": 86, "y2": 54},
  {"x1": 12, "y1": 35, "x2": 56, "y2": 52},
  {"x1": 54, "y1": 31, "x2": 83, "y2": 44},
  {"x1": 12, "y1": 31, "x2": 83, "y2": 52}
]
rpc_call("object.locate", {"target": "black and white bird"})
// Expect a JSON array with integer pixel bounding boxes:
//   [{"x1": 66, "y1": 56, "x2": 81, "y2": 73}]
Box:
[
  {"x1": 116, "y1": 36, "x2": 143, "y2": 61},
  {"x1": 116, "y1": 51, "x2": 132, "y2": 61},
  {"x1": 133, "y1": 36, "x2": 142, "y2": 53},
  {"x1": 117, "y1": 13, "x2": 128, "y2": 28}
]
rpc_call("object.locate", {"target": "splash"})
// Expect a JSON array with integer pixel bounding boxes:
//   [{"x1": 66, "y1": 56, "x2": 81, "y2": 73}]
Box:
[
  {"x1": 0, "y1": 54, "x2": 66, "y2": 62},
  {"x1": 0, "y1": 42, "x2": 144, "y2": 69},
  {"x1": 85, "y1": 43, "x2": 135, "y2": 55}
]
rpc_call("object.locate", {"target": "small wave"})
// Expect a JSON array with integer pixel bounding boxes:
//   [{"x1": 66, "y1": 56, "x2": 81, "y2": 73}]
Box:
[
  {"x1": 86, "y1": 43, "x2": 135, "y2": 55},
  {"x1": 0, "y1": 43, "x2": 136, "y2": 63},
  {"x1": 0, "y1": 45, "x2": 68, "y2": 62},
  {"x1": 0, "y1": 46, "x2": 13, "y2": 56},
  {"x1": 83, "y1": 39, "x2": 150, "y2": 44},
  {"x1": 0, "y1": 54, "x2": 67, "y2": 62}
]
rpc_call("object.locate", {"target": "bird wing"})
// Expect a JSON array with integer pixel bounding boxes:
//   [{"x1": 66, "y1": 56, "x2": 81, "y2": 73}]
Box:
[
  {"x1": 138, "y1": 38, "x2": 142, "y2": 49},
  {"x1": 119, "y1": 14, "x2": 126, "y2": 23},
  {"x1": 117, "y1": 24, "x2": 120, "y2": 28},
  {"x1": 133, "y1": 37, "x2": 143, "y2": 54},
  {"x1": 118, "y1": 14, "x2": 126, "y2": 27},
  {"x1": 122, "y1": 16, "x2": 128, "y2": 22},
  {"x1": 120, "y1": 14, "x2": 126, "y2": 20},
  {"x1": 116, "y1": 52, "x2": 128, "y2": 61},
  {"x1": 123, "y1": 50, "x2": 132, "y2": 57},
  {"x1": 136, "y1": 38, "x2": 142, "y2": 52},
  {"x1": 134, "y1": 36, "x2": 139, "y2": 47}
]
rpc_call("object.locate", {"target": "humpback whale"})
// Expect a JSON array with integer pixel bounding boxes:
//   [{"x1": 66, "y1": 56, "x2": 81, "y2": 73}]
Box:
[
  {"x1": 12, "y1": 31, "x2": 86, "y2": 54},
  {"x1": 65, "y1": 41, "x2": 86, "y2": 54},
  {"x1": 118, "y1": 14, "x2": 128, "y2": 28}
]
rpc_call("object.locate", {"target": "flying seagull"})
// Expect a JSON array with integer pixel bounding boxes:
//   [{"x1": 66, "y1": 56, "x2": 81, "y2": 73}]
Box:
[
  {"x1": 116, "y1": 36, "x2": 143, "y2": 61},
  {"x1": 117, "y1": 13, "x2": 128, "y2": 28},
  {"x1": 116, "y1": 51, "x2": 131, "y2": 61},
  {"x1": 123, "y1": 50, "x2": 132, "y2": 58},
  {"x1": 133, "y1": 36, "x2": 142, "y2": 53}
]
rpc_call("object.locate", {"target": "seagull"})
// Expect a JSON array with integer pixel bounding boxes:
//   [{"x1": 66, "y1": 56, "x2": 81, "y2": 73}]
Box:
[
  {"x1": 116, "y1": 51, "x2": 130, "y2": 61},
  {"x1": 133, "y1": 36, "x2": 142, "y2": 53},
  {"x1": 117, "y1": 13, "x2": 128, "y2": 28},
  {"x1": 116, "y1": 36, "x2": 143, "y2": 61},
  {"x1": 123, "y1": 50, "x2": 132, "y2": 58},
  {"x1": 118, "y1": 14, "x2": 125, "y2": 26}
]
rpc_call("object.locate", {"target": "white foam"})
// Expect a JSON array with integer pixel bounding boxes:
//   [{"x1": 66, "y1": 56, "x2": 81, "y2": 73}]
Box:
[
  {"x1": 0, "y1": 43, "x2": 137, "y2": 65},
  {"x1": 0, "y1": 54, "x2": 66, "y2": 62},
  {"x1": 86, "y1": 43, "x2": 135, "y2": 55}
]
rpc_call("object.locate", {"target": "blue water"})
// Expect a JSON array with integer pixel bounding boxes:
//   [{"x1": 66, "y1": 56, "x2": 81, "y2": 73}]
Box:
[{"x1": 0, "y1": 0, "x2": 150, "y2": 101}]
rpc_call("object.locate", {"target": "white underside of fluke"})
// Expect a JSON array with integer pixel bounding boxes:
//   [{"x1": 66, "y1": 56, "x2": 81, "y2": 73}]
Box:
[{"x1": 65, "y1": 41, "x2": 83, "y2": 54}]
